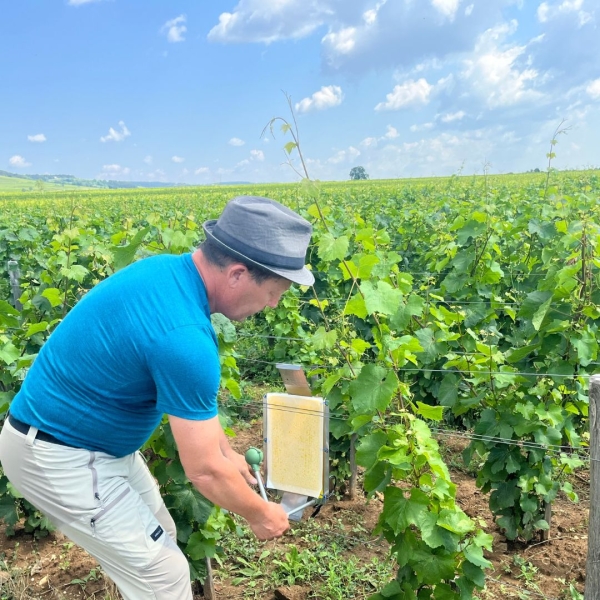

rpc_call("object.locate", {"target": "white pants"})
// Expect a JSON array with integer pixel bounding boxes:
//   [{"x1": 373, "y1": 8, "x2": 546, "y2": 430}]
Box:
[{"x1": 0, "y1": 419, "x2": 193, "y2": 600}]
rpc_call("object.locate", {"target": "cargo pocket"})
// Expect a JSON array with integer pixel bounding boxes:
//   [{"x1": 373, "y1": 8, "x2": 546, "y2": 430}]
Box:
[{"x1": 89, "y1": 484, "x2": 166, "y2": 570}]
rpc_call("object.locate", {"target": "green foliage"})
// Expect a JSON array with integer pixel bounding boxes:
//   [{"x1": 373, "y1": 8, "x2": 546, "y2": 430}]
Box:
[
  {"x1": 350, "y1": 166, "x2": 369, "y2": 180},
  {"x1": 216, "y1": 517, "x2": 394, "y2": 598},
  {"x1": 1, "y1": 168, "x2": 599, "y2": 595},
  {"x1": 0, "y1": 204, "x2": 234, "y2": 585}
]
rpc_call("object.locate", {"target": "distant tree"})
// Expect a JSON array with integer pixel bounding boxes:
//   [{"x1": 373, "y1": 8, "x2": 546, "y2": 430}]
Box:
[
  {"x1": 349, "y1": 166, "x2": 369, "y2": 180},
  {"x1": 34, "y1": 179, "x2": 45, "y2": 192}
]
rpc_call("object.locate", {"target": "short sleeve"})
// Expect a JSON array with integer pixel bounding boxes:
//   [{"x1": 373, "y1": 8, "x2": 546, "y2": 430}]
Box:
[{"x1": 146, "y1": 324, "x2": 221, "y2": 420}]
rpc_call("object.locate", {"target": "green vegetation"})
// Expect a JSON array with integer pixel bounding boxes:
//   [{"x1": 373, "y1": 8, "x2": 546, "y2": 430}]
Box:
[
  {"x1": 1, "y1": 169, "x2": 598, "y2": 598},
  {"x1": 0, "y1": 175, "x2": 89, "y2": 192},
  {"x1": 349, "y1": 166, "x2": 369, "y2": 180},
  {"x1": 217, "y1": 516, "x2": 393, "y2": 598},
  {"x1": 0, "y1": 169, "x2": 244, "y2": 191}
]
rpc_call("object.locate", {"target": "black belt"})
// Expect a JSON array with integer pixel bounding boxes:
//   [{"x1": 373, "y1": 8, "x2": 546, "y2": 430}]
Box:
[{"x1": 8, "y1": 414, "x2": 74, "y2": 448}]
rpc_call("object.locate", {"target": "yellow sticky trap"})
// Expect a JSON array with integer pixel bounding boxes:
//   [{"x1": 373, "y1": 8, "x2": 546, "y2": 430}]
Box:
[{"x1": 264, "y1": 393, "x2": 326, "y2": 498}]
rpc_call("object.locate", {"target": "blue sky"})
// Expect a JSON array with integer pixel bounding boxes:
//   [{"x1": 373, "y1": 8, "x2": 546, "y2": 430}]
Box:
[{"x1": 1, "y1": 0, "x2": 599, "y2": 184}]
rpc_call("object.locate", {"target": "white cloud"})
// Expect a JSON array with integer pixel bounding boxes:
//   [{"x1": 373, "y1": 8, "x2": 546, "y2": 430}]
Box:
[
  {"x1": 440, "y1": 110, "x2": 466, "y2": 122},
  {"x1": 229, "y1": 137, "x2": 245, "y2": 146},
  {"x1": 321, "y1": 27, "x2": 357, "y2": 56},
  {"x1": 461, "y1": 21, "x2": 542, "y2": 108},
  {"x1": 295, "y1": 85, "x2": 344, "y2": 113},
  {"x1": 206, "y1": 0, "x2": 542, "y2": 87},
  {"x1": 360, "y1": 125, "x2": 400, "y2": 149},
  {"x1": 9, "y1": 155, "x2": 31, "y2": 168},
  {"x1": 28, "y1": 133, "x2": 46, "y2": 143},
  {"x1": 161, "y1": 15, "x2": 187, "y2": 43},
  {"x1": 375, "y1": 78, "x2": 434, "y2": 111},
  {"x1": 328, "y1": 146, "x2": 360, "y2": 164},
  {"x1": 587, "y1": 78, "x2": 600, "y2": 99},
  {"x1": 208, "y1": 1, "x2": 330, "y2": 44},
  {"x1": 236, "y1": 149, "x2": 266, "y2": 169},
  {"x1": 410, "y1": 122, "x2": 435, "y2": 132},
  {"x1": 363, "y1": 128, "x2": 506, "y2": 179},
  {"x1": 172, "y1": 156, "x2": 185, "y2": 163},
  {"x1": 383, "y1": 125, "x2": 399, "y2": 139},
  {"x1": 195, "y1": 167, "x2": 210, "y2": 175},
  {"x1": 361, "y1": 136, "x2": 378, "y2": 148},
  {"x1": 68, "y1": 0, "x2": 102, "y2": 5},
  {"x1": 102, "y1": 164, "x2": 129, "y2": 174},
  {"x1": 205, "y1": 0, "x2": 549, "y2": 98},
  {"x1": 537, "y1": 2, "x2": 550, "y2": 21},
  {"x1": 146, "y1": 169, "x2": 167, "y2": 181},
  {"x1": 537, "y1": 0, "x2": 591, "y2": 25},
  {"x1": 100, "y1": 121, "x2": 131, "y2": 143},
  {"x1": 98, "y1": 164, "x2": 131, "y2": 179},
  {"x1": 431, "y1": 0, "x2": 461, "y2": 21},
  {"x1": 143, "y1": 155, "x2": 153, "y2": 165},
  {"x1": 363, "y1": 0, "x2": 388, "y2": 26},
  {"x1": 363, "y1": 10, "x2": 377, "y2": 25}
]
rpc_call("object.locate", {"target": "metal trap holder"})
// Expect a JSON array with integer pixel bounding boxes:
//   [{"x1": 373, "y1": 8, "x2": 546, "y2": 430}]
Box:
[{"x1": 257, "y1": 363, "x2": 329, "y2": 519}]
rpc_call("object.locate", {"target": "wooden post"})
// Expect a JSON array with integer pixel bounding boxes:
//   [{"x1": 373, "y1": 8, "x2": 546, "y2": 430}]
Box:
[
  {"x1": 7, "y1": 260, "x2": 22, "y2": 310},
  {"x1": 203, "y1": 557, "x2": 216, "y2": 600},
  {"x1": 349, "y1": 433, "x2": 358, "y2": 500},
  {"x1": 541, "y1": 501, "x2": 552, "y2": 542},
  {"x1": 585, "y1": 374, "x2": 600, "y2": 599}
]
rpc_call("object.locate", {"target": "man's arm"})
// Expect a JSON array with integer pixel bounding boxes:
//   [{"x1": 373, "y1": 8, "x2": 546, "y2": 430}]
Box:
[
  {"x1": 218, "y1": 426, "x2": 257, "y2": 485},
  {"x1": 169, "y1": 414, "x2": 288, "y2": 540}
]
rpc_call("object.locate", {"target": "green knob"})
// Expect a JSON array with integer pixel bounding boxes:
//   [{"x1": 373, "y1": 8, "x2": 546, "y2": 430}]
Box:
[{"x1": 245, "y1": 447, "x2": 263, "y2": 470}]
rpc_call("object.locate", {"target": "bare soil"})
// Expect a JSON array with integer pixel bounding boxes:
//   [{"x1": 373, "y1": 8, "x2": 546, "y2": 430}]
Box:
[{"x1": 0, "y1": 422, "x2": 589, "y2": 599}]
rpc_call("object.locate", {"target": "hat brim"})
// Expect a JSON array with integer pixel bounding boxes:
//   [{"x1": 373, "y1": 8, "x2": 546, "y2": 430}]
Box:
[{"x1": 203, "y1": 220, "x2": 315, "y2": 286}]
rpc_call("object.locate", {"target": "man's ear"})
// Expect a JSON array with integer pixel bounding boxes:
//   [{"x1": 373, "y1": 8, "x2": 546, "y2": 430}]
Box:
[{"x1": 226, "y1": 263, "x2": 248, "y2": 287}]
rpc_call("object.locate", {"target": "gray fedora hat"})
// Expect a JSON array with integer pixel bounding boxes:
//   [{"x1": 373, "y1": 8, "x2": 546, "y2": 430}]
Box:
[{"x1": 203, "y1": 196, "x2": 315, "y2": 286}]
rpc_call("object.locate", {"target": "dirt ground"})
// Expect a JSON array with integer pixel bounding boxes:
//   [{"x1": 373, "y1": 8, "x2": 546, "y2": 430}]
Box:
[{"x1": 0, "y1": 422, "x2": 589, "y2": 600}]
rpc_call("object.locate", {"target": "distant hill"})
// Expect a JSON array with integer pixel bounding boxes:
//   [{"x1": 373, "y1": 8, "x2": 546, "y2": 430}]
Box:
[
  {"x1": 0, "y1": 174, "x2": 87, "y2": 192},
  {"x1": 0, "y1": 170, "x2": 199, "y2": 191}
]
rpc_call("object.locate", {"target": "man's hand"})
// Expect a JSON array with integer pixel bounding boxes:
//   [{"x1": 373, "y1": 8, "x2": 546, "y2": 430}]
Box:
[
  {"x1": 247, "y1": 501, "x2": 289, "y2": 540},
  {"x1": 228, "y1": 451, "x2": 257, "y2": 485},
  {"x1": 170, "y1": 415, "x2": 288, "y2": 539}
]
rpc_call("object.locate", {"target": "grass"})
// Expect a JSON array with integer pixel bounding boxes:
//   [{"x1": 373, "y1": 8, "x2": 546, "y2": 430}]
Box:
[
  {"x1": 215, "y1": 515, "x2": 393, "y2": 599},
  {"x1": 0, "y1": 568, "x2": 121, "y2": 599},
  {"x1": 0, "y1": 555, "x2": 121, "y2": 600}
]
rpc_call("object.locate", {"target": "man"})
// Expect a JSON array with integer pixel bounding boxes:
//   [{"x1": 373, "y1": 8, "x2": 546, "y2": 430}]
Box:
[{"x1": 0, "y1": 196, "x2": 315, "y2": 599}]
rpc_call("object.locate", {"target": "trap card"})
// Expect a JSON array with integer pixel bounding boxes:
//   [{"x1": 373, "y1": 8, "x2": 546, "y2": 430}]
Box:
[{"x1": 263, "y1": 382, "x2": 329, "y2": 500}]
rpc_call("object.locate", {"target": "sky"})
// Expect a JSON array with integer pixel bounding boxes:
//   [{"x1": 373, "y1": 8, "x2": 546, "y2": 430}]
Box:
[{"x1": 1, "y1": 0, "x2": 599, "y2": 184}]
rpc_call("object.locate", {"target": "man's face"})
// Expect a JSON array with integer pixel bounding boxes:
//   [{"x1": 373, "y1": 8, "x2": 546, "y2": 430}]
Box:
[{"x1": 225, "y1": 271, "x2": 292, "y2": 321}]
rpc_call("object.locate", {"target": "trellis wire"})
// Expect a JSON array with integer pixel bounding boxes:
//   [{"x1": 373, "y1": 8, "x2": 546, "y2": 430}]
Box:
[
  {"x1": 221, "y1": 399, "x2": 590, "y2": 462},
  {"x1": 237, "y1": 333, "x2": 600, "y2": 366},
  {"x1": 256, "y1": 297, "x2": 584, "y2": 309},
  {"x1": 236, "y1": 355, "x2": 592, "y2": 380}
]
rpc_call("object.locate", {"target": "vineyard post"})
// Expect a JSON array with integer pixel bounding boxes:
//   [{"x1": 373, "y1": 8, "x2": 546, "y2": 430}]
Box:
[
  {"x1": 585, "y1": 374, "x2": 600, "y2": 599},
  {"x1": 7, "y1": 260, "x2": 22, "y2": 310},
  {"x1": 349, "y1": 433, "x2": 358, "y2": 500},
  {"x1": 204, "y1": 557, "x2": 216, "y2": 600}
]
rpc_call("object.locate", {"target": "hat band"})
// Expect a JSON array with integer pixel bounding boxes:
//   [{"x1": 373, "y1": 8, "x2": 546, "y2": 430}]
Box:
[{"x1": 212, "y1": 224, "x2": 306, "y2": 270}]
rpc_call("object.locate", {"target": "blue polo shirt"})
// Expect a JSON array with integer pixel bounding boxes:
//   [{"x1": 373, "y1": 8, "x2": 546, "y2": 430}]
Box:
[{"x1": 9, "y1": 253, "x2": 220, "y2": 457}]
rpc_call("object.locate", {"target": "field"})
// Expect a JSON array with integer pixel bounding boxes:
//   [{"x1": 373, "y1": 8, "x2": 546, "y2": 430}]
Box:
[
  {"x1": 0, "y1": 170, "x2": 599, "y2": 599},
  {"x1": 0, "y1": 175, "x2": 88, "y2": 193},
  {"x1": 0, "y1": 418, "x2": 589, "y2": 599}
]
